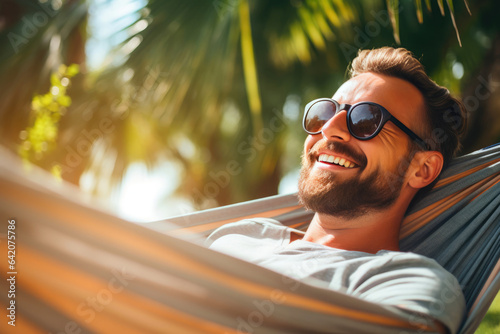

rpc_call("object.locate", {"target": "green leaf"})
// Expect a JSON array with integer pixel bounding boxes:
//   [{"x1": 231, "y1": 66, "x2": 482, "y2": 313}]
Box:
[
  {"x1": 50, "y1": 73, "x2": 61, "y2": 88},
  {"x1": 66, "y1": 64, "x2": 80, "y2": 77},
  {"x1": 447, "y1": 0, "x2": 455, "y2": 13},
  {"x1": 386, "y1": 0, "x2": 400, "y2": 44},
  {"x1": 238, "y1": 0, "x2": 262, "y2": 134},
  {"x1": 425, "y1": 0, "x2": 432, "y2": 11},
  {"x1": 57, "y1": 95, "x2": 72, "y2": 107},
  {"x1": 19, "y1": 63, "x2": 77, "y2": 163},
  {"x1": 436, "y1": 0, "x2": 445, "y2": 15},
  {"x1": 463, "y1": 0, "x2": 471, "y2": 14},
  {"x1": 40, "y1": 94, "x2": 53, "y2": 108},
  {"x1": 320, "y1": 0, "x2": 341, "y2": 27},
  {"x1": 299, "y1": 7, "x2": 326, "y2": 49},
  {"x1": 445, "y1": 0, "x2": 462, "y2": 46},
  {"x1": 47, "y1": 102, "x2": 60, "y2": 113},
  {"x1": 32, "y1": 96, "x2": 42, "y2": 111},
  {"x1": 416, "y1": 0, "x2": 423, "y2": 23},
  {"x1": 51, "y1": 164, "x2": 63, "y2": 181}
]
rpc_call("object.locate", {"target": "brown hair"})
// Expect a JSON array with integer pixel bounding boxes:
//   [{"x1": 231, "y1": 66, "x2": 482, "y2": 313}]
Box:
[{"x1": 349, "y1": 47, "x2": 467, "y2": 167}]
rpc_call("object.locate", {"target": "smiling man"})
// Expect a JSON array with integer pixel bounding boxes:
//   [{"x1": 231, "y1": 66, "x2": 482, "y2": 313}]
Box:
[
  {"x1": 298, "y1": 71, "x2": 440, "y2": 253},
  {"x1": 207, "y1": 47, "x2": 467, "y2": 333}
]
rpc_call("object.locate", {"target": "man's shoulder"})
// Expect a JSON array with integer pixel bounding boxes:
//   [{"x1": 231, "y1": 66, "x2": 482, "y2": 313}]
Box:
[
  {"x1": 363, "y1": 250, "x2": 461, "y2": 290},
  {"x1": 391, "y1": 251, "x2": 459, "y2": 279},
  {"x1": 205, "y1": 218, "x2": 287, "y2": 246},
  {"x1": 376, "y1": 250, "x2": 444, "y2": 269}
]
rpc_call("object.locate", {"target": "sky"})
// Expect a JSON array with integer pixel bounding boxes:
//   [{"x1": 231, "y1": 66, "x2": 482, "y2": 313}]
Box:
[{"x1": 86, "y1": 0, "x2": 146, "y2": 71}]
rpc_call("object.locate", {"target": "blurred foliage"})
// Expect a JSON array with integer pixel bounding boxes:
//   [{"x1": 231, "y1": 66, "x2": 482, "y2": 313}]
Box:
[
  {"x1": 0, "y1": 0, "x2": 87, "y2": 183},
  {"x1": 19, "y1": 64, "x2": 79, "y2": 168},
  {"x1": 385, "y1": 0, "x2": 471, "y2": 45},
  {"x1": 476, "y1": 292, "x2": 500, "y2": 333},
  {"x1": 0, "y1": 0, "x2": 499, "y2": 215}
]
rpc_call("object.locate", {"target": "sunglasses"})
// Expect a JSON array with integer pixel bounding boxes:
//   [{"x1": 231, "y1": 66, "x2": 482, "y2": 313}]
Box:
[{"x1": 303, "y1": 98, "x2": 430, "y2": 150}]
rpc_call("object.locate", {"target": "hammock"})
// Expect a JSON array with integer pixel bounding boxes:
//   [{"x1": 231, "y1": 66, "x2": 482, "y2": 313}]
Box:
[{"x1": 0, "y1": 143, "x2": 499, "y2": 334}]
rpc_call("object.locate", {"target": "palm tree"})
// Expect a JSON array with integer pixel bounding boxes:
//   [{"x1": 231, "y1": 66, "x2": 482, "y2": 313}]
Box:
[{"x1": 1, "y1": 0, "x2": 498, "y2": 213}]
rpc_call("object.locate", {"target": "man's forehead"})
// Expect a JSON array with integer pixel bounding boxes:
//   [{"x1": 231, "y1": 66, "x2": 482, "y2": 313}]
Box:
[
  {"x1": 331, "y1": 76, "x2": 377, "y2": 103},
  {"x1": 331, "y1": 73, "x2": 425, "y2": 115}
]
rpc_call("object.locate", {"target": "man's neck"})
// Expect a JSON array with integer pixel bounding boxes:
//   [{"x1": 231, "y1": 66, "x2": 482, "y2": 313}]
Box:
[{"x1": 299, "y1": 210, "x2": 402, "y2": 254}]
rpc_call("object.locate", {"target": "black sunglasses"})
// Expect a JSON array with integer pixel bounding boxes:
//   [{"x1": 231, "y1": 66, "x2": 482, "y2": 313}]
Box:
[{"x1": 303, "y1": 98, "x2": 430, "y2": 150}]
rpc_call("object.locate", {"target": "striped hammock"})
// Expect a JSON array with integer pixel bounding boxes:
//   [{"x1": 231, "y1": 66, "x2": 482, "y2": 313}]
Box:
[{"x1": 0, "y1": 143, "x2": 499, "y2": 334}]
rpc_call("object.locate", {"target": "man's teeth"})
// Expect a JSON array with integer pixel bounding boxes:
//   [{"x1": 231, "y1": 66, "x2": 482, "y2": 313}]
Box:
[{"x1": 318, "y1": 154, "x2": 356, "y2": 168}]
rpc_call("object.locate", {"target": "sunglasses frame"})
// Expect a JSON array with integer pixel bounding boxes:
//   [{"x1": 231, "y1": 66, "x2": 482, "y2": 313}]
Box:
[{"x1": 303, "y1": 98, "x2": 430, "y2": 150}]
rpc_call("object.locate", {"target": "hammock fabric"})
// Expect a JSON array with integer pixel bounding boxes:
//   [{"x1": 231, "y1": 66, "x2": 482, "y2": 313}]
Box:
[{"x1": 0, "y1": 143, "x2": 499, "y2": 334}]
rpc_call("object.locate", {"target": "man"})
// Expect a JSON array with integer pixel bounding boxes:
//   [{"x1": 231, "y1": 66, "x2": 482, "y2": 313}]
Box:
[{"x1": 206, "y1": 47, "x2": 467, "y2": 333}]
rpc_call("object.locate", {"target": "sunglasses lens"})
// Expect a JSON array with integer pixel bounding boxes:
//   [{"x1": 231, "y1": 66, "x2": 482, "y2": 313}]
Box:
[
  {"x1": 305, "y1": 101, "x2": 337, "y2": 133},
  {"x1": 349, "y1": 104, "x2": 382, "y2": 138}
]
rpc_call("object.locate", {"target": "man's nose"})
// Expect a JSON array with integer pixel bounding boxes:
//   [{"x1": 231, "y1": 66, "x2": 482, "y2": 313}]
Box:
[{"x1": 320, "y1": 110, "x2": 352, "y2": 142}]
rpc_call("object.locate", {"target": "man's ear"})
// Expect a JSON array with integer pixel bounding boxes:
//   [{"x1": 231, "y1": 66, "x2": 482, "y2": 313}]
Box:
[{"x1": 408, "y1": 151, "x2": 444, "y2": 189}]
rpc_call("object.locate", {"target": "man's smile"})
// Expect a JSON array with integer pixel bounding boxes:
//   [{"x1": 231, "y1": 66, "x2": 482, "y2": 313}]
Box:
[
  {"x1": 306, "y1": 139, "x2": 367, "y2": 171},
  {"x1": 317, "y1": 153, "x2": 358, "y2": 168}
]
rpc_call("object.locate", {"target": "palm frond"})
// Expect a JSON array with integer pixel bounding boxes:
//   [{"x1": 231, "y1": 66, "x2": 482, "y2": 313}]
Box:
[
  {"x1": 239, "y1": 0, "x2": 262, "y2": 134},
  {"x1": 416, "y1": 0, "x2": 424, "y2": 23},
  {"x1": 386, "y1": 0, "x2": 470, "y2": 45},
  {"x1": 267, "y1": 0, "x2": 357, "y2": 68},
  {"x1": 386, "y1": 0, "x2": 400, "y2": 44}
]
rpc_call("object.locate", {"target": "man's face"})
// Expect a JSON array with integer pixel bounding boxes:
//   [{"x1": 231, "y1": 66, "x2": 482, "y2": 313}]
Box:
[{"x1": 298, "y1": 72, "x2": 426, "y2": 219}]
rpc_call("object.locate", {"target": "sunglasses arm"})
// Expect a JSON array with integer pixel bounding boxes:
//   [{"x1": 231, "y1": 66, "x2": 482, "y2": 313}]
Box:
[{"x1": 389, "y1": 117, "x2": 431, "y2": 151}]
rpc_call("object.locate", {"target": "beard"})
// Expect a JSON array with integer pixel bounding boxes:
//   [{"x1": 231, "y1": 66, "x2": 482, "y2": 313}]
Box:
[{"x1": 298, "y1": 141, "x2": 411, "y2": 220}]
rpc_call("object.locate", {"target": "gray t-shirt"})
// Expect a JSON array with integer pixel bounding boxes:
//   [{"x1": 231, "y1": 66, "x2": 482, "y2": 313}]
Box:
[{"x1": 206, "y1": 218, "x2": 466, "y2": 334}]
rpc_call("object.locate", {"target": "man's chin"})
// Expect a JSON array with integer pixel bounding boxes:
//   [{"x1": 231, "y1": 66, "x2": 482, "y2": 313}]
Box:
[{"x1": 298, "y1": 164, "x2": 402, "y2": 219}]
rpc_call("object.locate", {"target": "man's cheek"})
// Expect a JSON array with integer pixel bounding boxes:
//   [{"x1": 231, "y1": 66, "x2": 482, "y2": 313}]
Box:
[{"x1": 304, "y1": 136, "x2": 318, "y2": 152}]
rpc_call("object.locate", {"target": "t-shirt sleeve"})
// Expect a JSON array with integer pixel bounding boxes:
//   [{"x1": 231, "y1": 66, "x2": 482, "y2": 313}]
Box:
[{"x1": 349, "y1": 252, "x2": 466, "y2": 334}]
